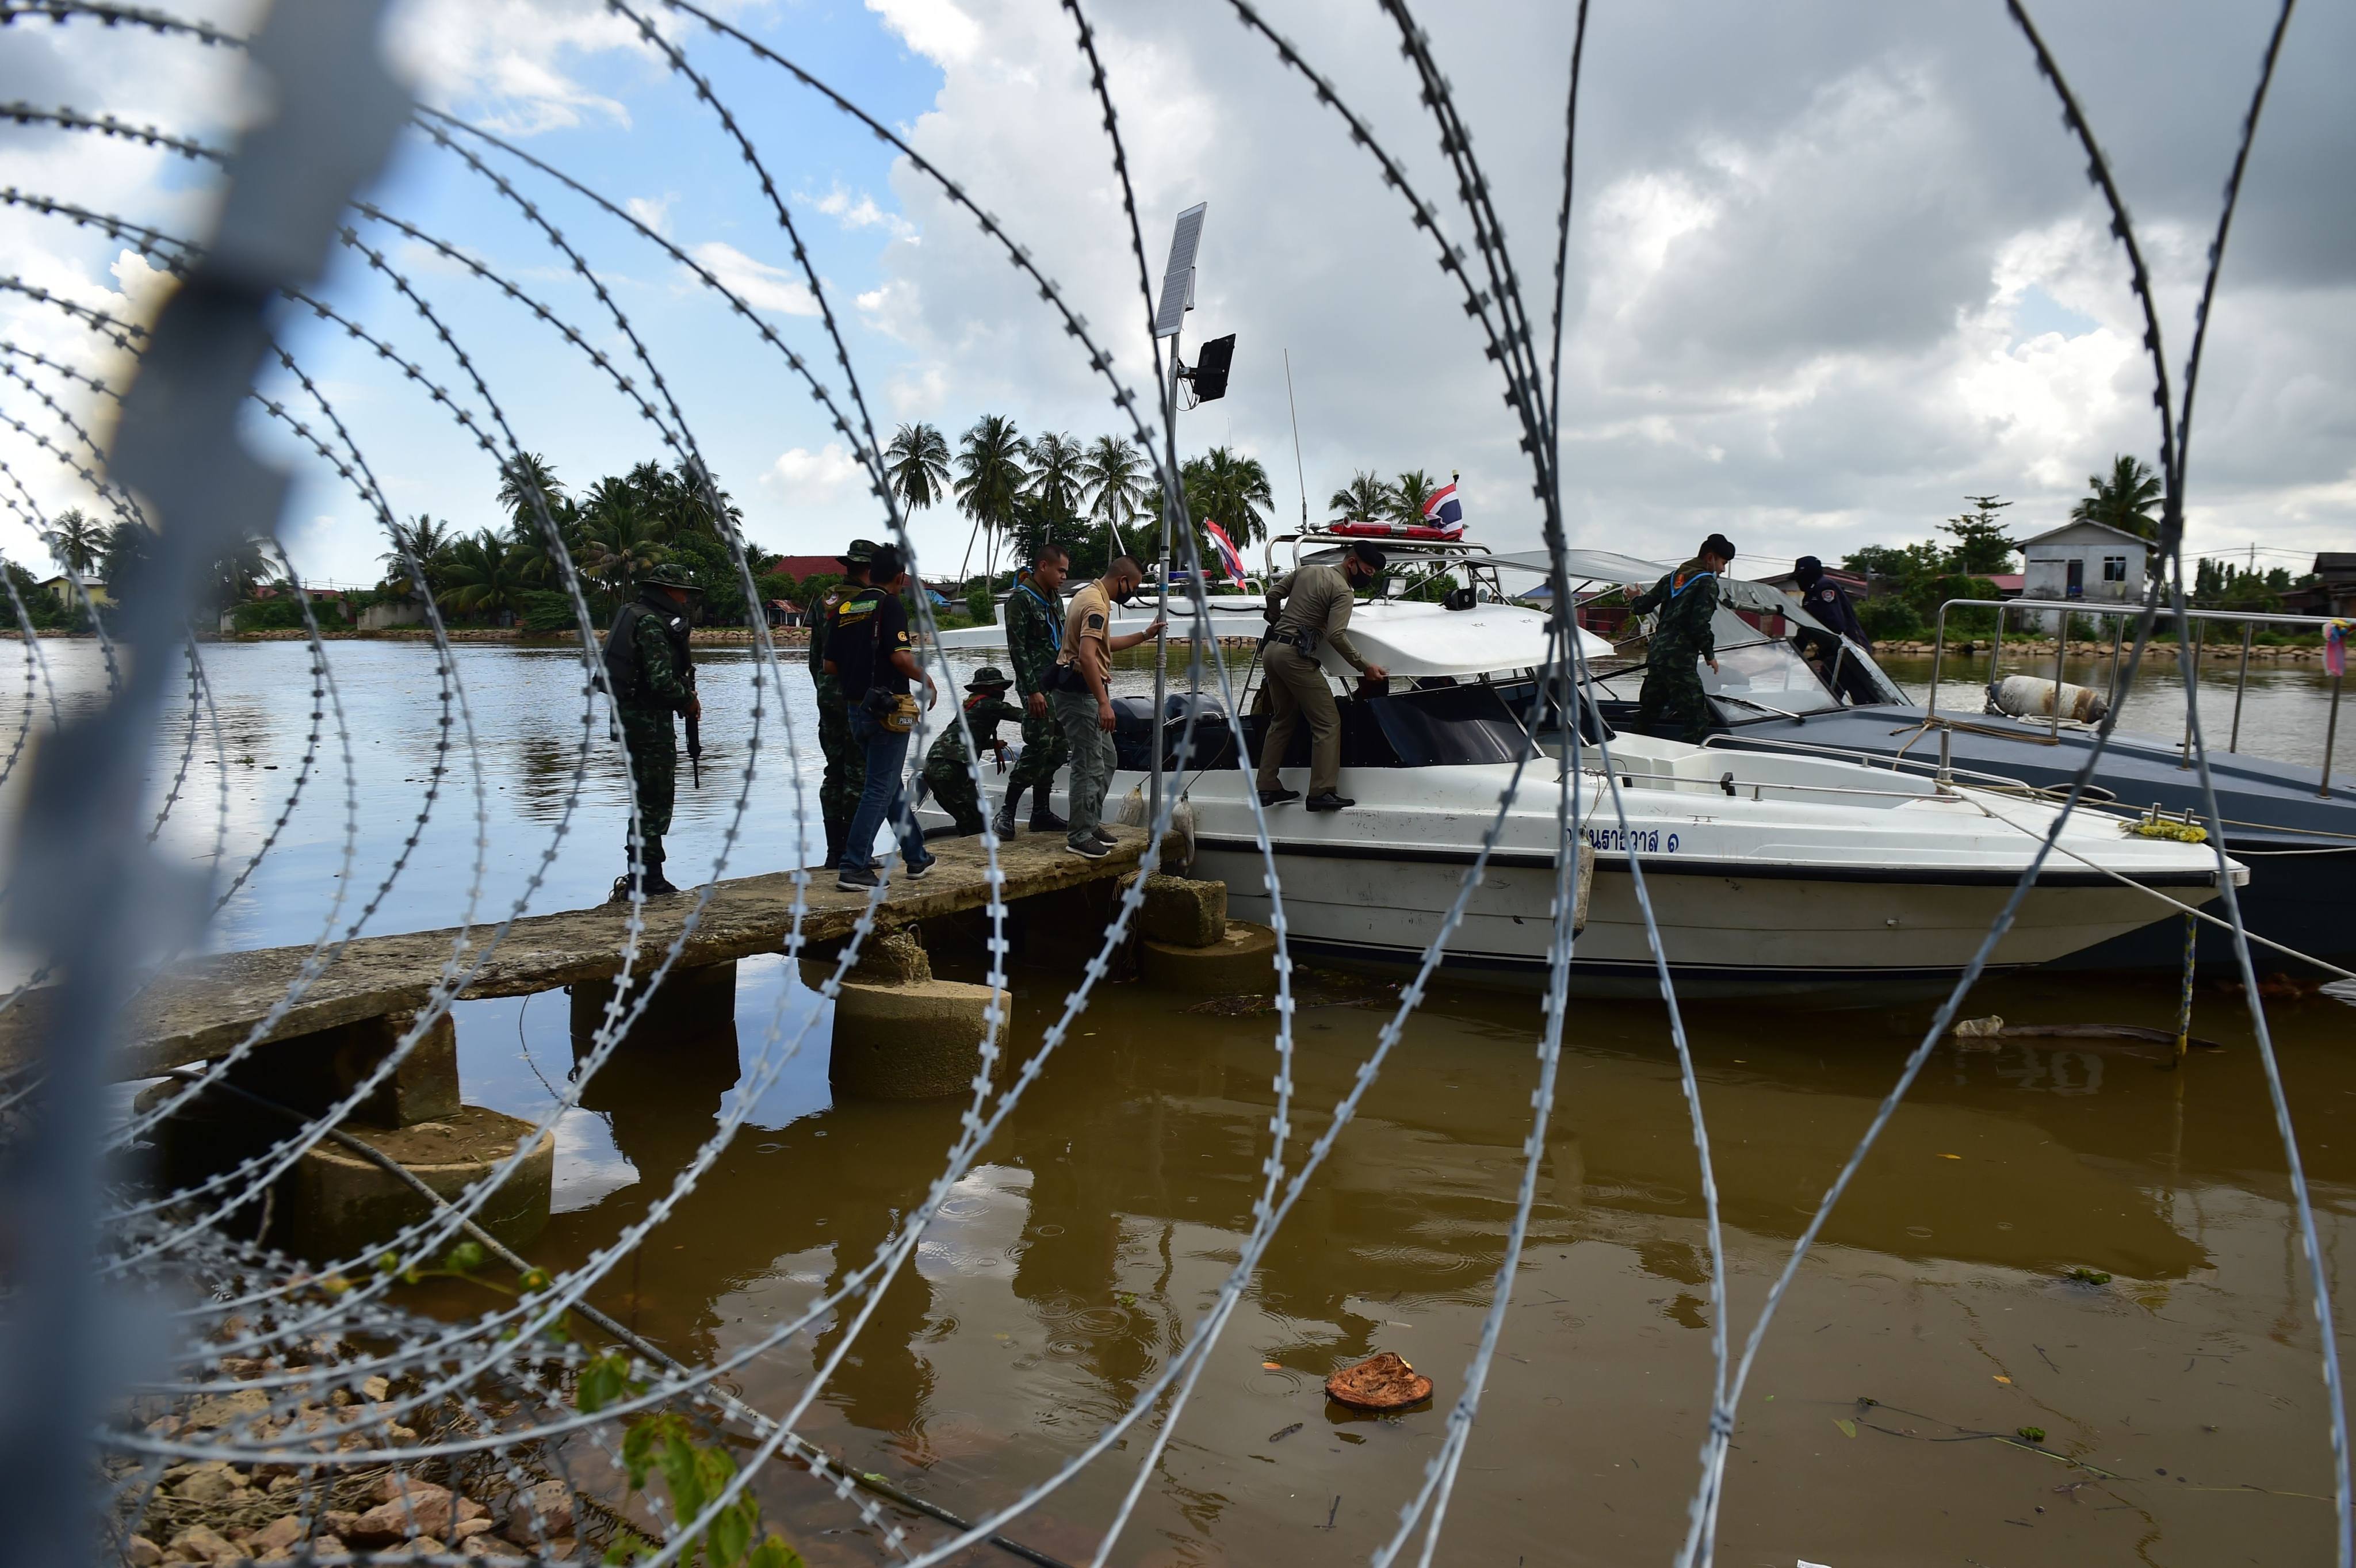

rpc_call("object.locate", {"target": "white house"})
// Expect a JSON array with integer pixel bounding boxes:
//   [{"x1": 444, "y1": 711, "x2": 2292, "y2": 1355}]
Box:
[{"x1": 2018, "y1": 521, "x2": 2147, "y2": 632}]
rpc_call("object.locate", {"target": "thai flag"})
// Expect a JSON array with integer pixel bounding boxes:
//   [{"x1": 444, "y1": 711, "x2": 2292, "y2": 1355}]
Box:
[
  {"x1": 1203, "y1": 518, "x2": 1248, "y2": 581},
  {"x1": 1422, "y1": 478, "x2": 1464, "y2": 533}
]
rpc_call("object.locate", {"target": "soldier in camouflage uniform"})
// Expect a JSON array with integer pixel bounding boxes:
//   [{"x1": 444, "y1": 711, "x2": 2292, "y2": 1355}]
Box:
[
  {"x1": 602, "y1": 565, "x2": 702, "y2": 901},
  {"x1": 1627, "y1": 532, "x2": 1735, "y2": 744},
  {"x1": 992, "y1": 545, "x2": 1071, "y2": 839},
  {"x1": 921, "y1": 667, "x2": 1025, "y2": 836},
  {"x1": 809, "y1": 540, "x2": 875, "y2": 867}
]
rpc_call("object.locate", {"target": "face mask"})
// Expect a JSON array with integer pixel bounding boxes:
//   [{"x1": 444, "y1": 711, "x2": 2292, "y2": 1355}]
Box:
[{"x1": 1115, "y1": 584, "x2": 1138, "y2": 605}]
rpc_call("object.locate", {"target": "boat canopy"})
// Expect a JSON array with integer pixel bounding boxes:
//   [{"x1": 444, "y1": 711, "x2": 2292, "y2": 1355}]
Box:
[{"x1": 1312, "y1": 599, "x2": 1615, "y2": 679}]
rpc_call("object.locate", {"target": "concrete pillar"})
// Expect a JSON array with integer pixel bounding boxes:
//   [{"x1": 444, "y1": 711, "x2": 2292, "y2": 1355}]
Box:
[
  {"x1": 1139, "y1": 921, "x2": 1279, "y2": 992},
  {"x1": 804, "y1": 929, "x2": 1009, "y2": 1101},
  {"x1": 568, "y1": 960, "x2": 739, "y2": 1050},
  {"x1": 280, "y1": 1107, "x2": 555, "y2": 1261},
  {"x1": 225, "y1": 1009, "x2": 460, "y2": 1129},
  {"x1": 1118, "y1": 871, "x2": 1228, "y2": 948}
]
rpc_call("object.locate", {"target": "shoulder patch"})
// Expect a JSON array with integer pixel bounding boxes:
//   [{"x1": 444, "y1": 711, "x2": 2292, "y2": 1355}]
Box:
[{"x1": 1085, "y1": 612, "x2": 1106, "y2": 630}]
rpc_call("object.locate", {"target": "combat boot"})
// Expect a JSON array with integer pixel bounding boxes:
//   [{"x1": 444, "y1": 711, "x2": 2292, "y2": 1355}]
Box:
[
  {"x1": 641, "y1": 842, "x2": 681, "y2": 897},
  {"x1": 1028, "y1": 798, "x2": 1069, "y2": 832},
  {"x1": 821, "y1": 816, "x2": 847, "y2": 869},
  {"x1": 990, "y1": 793, "x2": 1018, "y2": 840}
]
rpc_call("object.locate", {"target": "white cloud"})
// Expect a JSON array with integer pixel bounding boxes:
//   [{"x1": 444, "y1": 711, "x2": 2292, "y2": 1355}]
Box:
[
  {"x1": 766, "y1": 442, "x2": 862, "y2": 503},
  {"x1": 626, "y1": 193, "x2": 677, "y2": 239},
  {"x1": 805, "y1": 182, "x2": 916, "y2": 241},
  {"x1": 686, "y1": 242, "x2": 821, "y2": 316},
  {"x1": 865, "y1": 0, "x2": 981, "y2": 66}
]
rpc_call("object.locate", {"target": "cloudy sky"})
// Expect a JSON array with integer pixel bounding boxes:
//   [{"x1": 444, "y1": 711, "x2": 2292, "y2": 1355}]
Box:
[{"x1": 1, "y1": 0, "x2": 2349, "y2": 589}]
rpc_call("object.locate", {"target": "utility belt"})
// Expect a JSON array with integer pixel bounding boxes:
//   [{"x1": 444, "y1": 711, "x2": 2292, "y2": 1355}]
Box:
[
  {"x1": 1267, "y1": 626, "x2": 1321, "y2": 657},
  {"x1": 1043, "y1": 660, "x2": 1090, "y2": 695},
  {"x1": 858, "y1": 684, "x2": 921, "y2": 733}
]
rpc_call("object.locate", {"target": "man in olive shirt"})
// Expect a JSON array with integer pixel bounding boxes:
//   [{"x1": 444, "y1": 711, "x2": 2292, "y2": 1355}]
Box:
[
  {"x1": 1256, "y1": 541, "x2": 1389, "y2": 811},
  {"x1": 1049, "y1": 554, "x2": 1164, "y2": 860}
]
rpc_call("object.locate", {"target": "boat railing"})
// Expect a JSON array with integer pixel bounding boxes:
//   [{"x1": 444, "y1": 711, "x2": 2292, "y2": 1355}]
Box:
[{"x1": 1927, "y1": 596, "x2": 2348, "y2": 797}]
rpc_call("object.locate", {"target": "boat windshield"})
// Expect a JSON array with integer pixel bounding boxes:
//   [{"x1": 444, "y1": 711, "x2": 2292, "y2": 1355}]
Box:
[{"x1": 1700, "y1": 634, "x2": 1846, "y2": 718}]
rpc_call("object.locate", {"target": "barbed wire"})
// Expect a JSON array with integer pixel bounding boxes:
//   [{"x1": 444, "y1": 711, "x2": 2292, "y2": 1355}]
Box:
[{"x1": 0, "y1": 1, "x2": 2333, "y2": 1565}]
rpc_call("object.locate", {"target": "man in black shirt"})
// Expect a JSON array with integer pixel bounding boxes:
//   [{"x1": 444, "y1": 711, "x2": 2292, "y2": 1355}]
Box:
[{"x1": 823, "y1": 544, "x2": 939, "y2": 890}]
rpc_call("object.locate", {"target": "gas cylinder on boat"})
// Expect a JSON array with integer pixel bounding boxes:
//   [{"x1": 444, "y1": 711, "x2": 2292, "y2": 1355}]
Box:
[{"x1": 1987, "y1": 674, "x2": 2109, "y2": 723}]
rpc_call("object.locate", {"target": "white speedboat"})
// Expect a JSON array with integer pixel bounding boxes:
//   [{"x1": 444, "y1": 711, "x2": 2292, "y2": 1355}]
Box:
[{"x1": 935, "y1": 536, "x2": 2240, "y2": 990}]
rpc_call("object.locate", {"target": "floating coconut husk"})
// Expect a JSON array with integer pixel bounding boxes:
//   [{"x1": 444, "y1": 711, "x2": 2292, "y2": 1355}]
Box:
[{"x1": 1325, "y1": 1352, "x2": 1432, "y2": 1411}]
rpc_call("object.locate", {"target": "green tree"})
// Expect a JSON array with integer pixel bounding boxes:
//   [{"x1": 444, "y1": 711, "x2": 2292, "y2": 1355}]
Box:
[
  {"x1": 206, "y1": 531, "x2": 277, "y2": 609},
  {"x1": 1389, "y1": 468, "x2": 1440, "y2": 523},
  {"x1": 885, "y1": 422, "x2": 951, "y2": 514},
  {"x1": 1181, "y1": 447, "x2": 1275, "y2": 548},
  {"x1": 2069, "y1": 454, "x2": 2164, "y2": 543},
  {"x1": 1025, "y1": 430, "x2": 1087, "y2": 522},
  {"x1": 101, "y1": 520, "x2": 152, "y2": 599},
  {"x1": 577, "y1": 478, "x2": 669, "y2": 598},
  {"x1": 499, "y1": 452, "x2": 570, "y2": 533},
  {"x1": 380, "y1": 514, "x2": 458, "y2": 597},
  {"x1": 1328, "y1": 471, "x2": 1397, "y2": 522},
  {"x1": 1940, "y1": 495, "x2": 2019, "y2": 575},
  {"x1": 44, "y1": 507, "x2": 105, "y2": 577},
  {"x1": 954, "y1": 414, "x2": 1029, "y2": 575},
  {"x1": 439, "y1": 529, "x2": 531, "y2": 622},
  {"x1": 1078, "y1": 435, "x2": 1152, "y2": 550}
]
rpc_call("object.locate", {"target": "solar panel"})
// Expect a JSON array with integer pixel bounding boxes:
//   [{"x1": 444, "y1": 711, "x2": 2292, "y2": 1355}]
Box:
[{"x1": 1153, "y1": 202, "x2": 1207, "y2": 339}]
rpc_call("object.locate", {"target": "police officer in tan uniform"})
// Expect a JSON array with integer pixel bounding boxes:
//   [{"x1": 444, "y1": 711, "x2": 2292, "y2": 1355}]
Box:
[
  {"x1": 1048, "y1": 554, "x2": 1163, "y2": 860},
  {"x1": 1256, "y1": 541, "x2": 1388, "y2": 812}
]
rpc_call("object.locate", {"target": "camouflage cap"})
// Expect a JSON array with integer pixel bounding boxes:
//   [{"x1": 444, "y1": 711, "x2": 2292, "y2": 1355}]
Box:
[
  {"x1": 966, "y1": 666, "x2": 1012, "y2": 690},
  {"x1": 640, "y1": 565, "x2": 702, "y2": 592},
  {"x1": 839, "y1": 538, "x2": 881, "y2": 566}
]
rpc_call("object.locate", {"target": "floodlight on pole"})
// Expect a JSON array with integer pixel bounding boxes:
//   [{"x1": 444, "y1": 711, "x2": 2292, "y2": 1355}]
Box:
[{"x1": 1150, "y1": 201, "x2": 1207, "y2": 840}]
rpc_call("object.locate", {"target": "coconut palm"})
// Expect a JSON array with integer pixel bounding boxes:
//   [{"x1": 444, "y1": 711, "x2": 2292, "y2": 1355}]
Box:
[
  {"x1": 44, "y1": 507, "x2": 106, "y2": 577},
  {"x1": 1389, "y1": 469, "x2": 1440, "y2": 523},
  {"x1": 1326, "y1": 471, "x2": 1396, "y2": 522},
  {"x1": 885, "y1": 422, "x2": 952, "y2": 514},
  {"x1": 577, "y1": 478, "x2": 669, "y2": 597},
  {"x1": 380, "y1": 514, "x2": 458, "y2": 596},
  {"x1": 1024, "y1": 431, "x2": 1087, "y2": 521},
  {"x1": 438, "y1": 529, "x2": 531, "y2": 623},
  {"x1": 954, "y1": 414, "x2": 1029, "y2": 576},
  {"x1": 1181, "y1": 447, "x2": 1276, "y2": 548},
  {"x1": 499, "y1": 452, "x2": 569, "y2": 534},
  {"x1": 1080, "y1": 435, "x2": 1153, "y2": 550},
  {"x1": 206, "y1": 531, "x2": 277, "y2": 609},
  {"x1": 2069, "y1": 454, "x2": 2164, "y2": 543}
]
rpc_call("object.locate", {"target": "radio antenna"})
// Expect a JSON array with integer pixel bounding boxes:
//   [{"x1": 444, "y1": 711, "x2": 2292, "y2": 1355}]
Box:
[{"x1": 1284, "y1": 347, "x2": 1309, "y2": 530}]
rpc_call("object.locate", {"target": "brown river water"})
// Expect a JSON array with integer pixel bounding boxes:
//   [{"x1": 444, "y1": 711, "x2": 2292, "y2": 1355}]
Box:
[{"x1": 5, "y1": 638, "x2": 2350, "y2": 1563}]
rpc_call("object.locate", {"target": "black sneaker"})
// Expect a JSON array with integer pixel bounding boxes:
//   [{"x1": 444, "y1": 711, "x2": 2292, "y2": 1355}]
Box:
[
  {"x1": 1065, "y1": 836, "x2": 1111, "y2": 861},
  {"x1": 903, "y1": 854, "x2": 938, "y2": 880},
  {"x1": 1029, "y1": 806, "x2": 1070, "y2": 832},
  {"x1": 1092, "y1": 824, "x2": 1118, "y2": 845},
  {"x1": 836, "y1": 864, "x2": 881, "y2": 893},
  {"x1": 1257, "y1": 786, "x2": 1302, "y2": 807},
  {"x1": 1304, "y1": 791, "x2": 1356, "y2": 812}
]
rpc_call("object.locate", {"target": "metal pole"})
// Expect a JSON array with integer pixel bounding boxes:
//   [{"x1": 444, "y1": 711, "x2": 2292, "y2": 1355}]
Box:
[
  {"x1": 2107, "y1": 617, "x2": 2125, "y2": 711},
  {"x1": 2171, "y1": 913, "x2": 2197, "y2": 1068},
  {"x1": 2324, "y1": 670, "x2": 2344, "y2": 799},
  {"x1": 1988, "y1": 601, "x2": 2003, "y2": 689},
  {"x1": 2051, "y1": 608, "x2": 2066, "y2": 741},
  {"x1": 2229, "y1": 622, "x2": 2253, "y2": 753},
  {"x1": 1926, "y1": 603, "x2": 1947, "y2": 725},
  {"x1": 1150, "y1": 328, "x2": 1184, "y2": 838},
  {"x1": 2179, "y1": 617, "x2": 2204, "y2": 767}
]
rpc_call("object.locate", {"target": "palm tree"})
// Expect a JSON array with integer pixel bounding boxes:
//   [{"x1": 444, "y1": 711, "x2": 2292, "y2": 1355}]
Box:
[
  {"x1": 207, "y1": 531, "x2": 277, "y2": 609},
  {"x1": 1181, "y1": 447, "x2": 1276, "y2": 549},
  {"x1": 1079, "y1": 435, "x2": 1152, "y2": 551},
  {"x1": 44, "y1": 507, "x2": 106, "y2": 577},
  {"x1": 885, "y1": 422, "x2": 952, "y2": 514},
  {"x1": 2070, "y1": 454, "x2": 2164, "y2": 543},
  {"x1": 438, "y1": 529, "x2": 531, "y2": 623},
  {"x1": 1326, "y1": 471, "x2": 1396, "y2": 522},
  {"x1": 1025, "y1": 431, "x2": 1087, "y2": 520},
  {"x1": 577, "y1": 479, "x2": 669, "y2": 597},
  {"x1": 380, "y1": 514, "x2": 457, "y2": 596},
  {"x1": 499, "y1": 452, "x2": 569, "y2": 534},
  {"x1": 1389, "y1": 469, "x2": 1440, "y2": 523},
  {"x1": 954, "y1": 414, "x2": 1030, "y2": 578}
]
